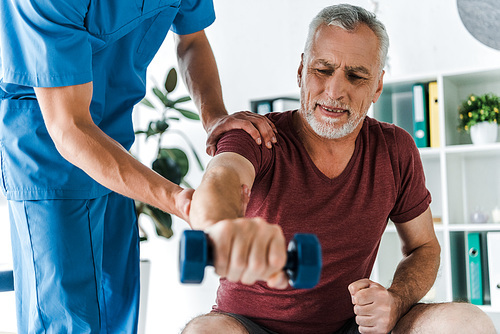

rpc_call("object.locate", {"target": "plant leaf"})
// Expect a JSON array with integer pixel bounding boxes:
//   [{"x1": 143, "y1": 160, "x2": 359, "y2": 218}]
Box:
[
  {"x1": 165, "y1": 68, "x2": 177, "y2": 93},
  {"x1": 152, "y1": 155, "x2": 183, "y2": 184},
  {"x1": 173, "y1": 96, "x2": 191, "y2": 104},
  {"x1": 169, "y1": 130, "x2": 205, "y2": 171},
  {"x1": 145, "y1": 122, "x2": 160, "y2": 139},
  {"x1": 174, "y1": 108, "x2": 200, "y2": 120},
  {"x1": 141, "y1": 98, "x2": 156, "y2": 109},
  {"x1": 152, "y1": 120, "x2": 169, "y2": 133},
  {"x1": 181, "y1": 179, "x2": 193, "y2": 188},
  {"x1": 191, "y1": 148, "x2": 205, "y2": 172},
  {"x1": 160, "y1": 148, "x2": 189, "y2": 177},
  {"x1": 153, "y1": 87, "x2": 172, "y2": 107},
  {"x1": 145, "y1": 205, "x2": 173, "y2": 239}
]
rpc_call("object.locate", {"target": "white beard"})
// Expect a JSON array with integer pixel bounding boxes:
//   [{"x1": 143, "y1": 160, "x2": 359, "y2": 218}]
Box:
[{"x1": 304, "y1": 108, "x2": 365, "y2": 139}]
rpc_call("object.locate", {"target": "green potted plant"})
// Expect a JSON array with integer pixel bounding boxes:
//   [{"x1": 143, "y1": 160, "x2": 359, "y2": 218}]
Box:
[
  {"x1": 458, "y1": 93, "x2": 500, "y2": 144},
  {"x1": 135, "y1": 67, "x2": 204, "y2": 240}
]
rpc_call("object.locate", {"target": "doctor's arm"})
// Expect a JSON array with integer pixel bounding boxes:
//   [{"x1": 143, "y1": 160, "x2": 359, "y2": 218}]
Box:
[
  {"x1": 34, "y1": 82, "x2": 193, "y2": 221},
  {"x1": 348, "y1": 207, "x2": 440, "y2": 333},
  {"x1": 189, "y1": 152, "x2": 288, "y2": 288},
  {"x1": 174, "y1": 31, "x2": 277, "y2": 156}
]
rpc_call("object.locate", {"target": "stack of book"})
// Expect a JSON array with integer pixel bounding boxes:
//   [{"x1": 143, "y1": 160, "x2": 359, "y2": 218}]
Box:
[
  {"x1": 411, "y1": 81, "x2": 440, "y2": 148},
  {"x1": 466, "y1": 232, "x2": 500, "y2": 307}
]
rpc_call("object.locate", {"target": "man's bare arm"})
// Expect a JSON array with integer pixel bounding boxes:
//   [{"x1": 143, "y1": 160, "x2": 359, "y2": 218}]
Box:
[
  {"x1": 189, "y1": 152, "x2": 256, "y2": 229},
  {"x1": 189, "y1": 152, "x2": 288, "y2": 288},
  {"x1": 349, "y1": 207, "x2": 440, "y2": 333},
  {"x1": 389, "y1": 207, "x2": 441, "y2": 313},
  {"x1": 35, "y1": 82, "x2": 192, "y2": 220}
]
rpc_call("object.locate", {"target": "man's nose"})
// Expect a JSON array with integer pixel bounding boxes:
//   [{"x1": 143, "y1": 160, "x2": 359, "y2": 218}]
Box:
[{"x1": 324, "y1": 72, "x2": 347, "y2": 101}]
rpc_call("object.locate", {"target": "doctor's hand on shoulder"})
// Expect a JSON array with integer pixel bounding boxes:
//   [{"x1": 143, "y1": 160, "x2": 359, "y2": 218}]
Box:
[
  {"x1": 205, "y1": 111, "x2": 278, "y2": 156},
  {"x1": 204, "y1": 217, "x2": 289, "y2": 289}
]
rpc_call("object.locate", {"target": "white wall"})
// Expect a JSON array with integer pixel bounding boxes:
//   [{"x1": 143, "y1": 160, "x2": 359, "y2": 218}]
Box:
[
  {"x1": 141, "y1": 0, "x2": 500, "y2": 333},
  {"x1": 2, "y1": 0, "x2": 500, "y2": 333}
]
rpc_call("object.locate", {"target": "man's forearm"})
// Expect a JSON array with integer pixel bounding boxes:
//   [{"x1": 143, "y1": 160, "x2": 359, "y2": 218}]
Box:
[
  {"x1": 189, "y1": 153, "x2": 255, "y2": 230},
  {"x1": 190, "y1": 168, "x2": 241, "y2": 229},
  {"x1": 388, "y1": 242, "x2": 440, "y2": 316}
]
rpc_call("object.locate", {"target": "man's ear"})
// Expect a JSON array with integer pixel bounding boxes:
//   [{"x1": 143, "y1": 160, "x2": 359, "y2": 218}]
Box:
[
  {"x1": 372, "y1": 70, "x2": 385, "y2": 104},
  {"x1": 297, "y1": 53, "x2": 305, "y2": 87}
]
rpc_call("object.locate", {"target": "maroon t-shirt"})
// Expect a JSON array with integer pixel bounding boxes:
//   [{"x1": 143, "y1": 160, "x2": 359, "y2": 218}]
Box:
[{"x1": 213, "y1": 111, "x2": 431, "y2": 334}]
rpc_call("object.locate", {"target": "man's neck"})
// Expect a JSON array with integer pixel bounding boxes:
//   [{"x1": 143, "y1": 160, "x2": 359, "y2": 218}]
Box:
[{"x1": 292, "y1": 111, "x2": 363, "y2": 179}]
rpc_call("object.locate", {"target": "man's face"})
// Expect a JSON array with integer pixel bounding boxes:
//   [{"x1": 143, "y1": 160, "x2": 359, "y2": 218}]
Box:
[{"x1": 298, "y1": 23, "x2": 384, "y2": 139}]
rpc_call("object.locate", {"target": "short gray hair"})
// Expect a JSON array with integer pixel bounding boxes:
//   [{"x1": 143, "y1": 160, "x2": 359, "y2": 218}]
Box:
[{"x1": 304, "y1": 4, "x2": 389, "y2": 72}]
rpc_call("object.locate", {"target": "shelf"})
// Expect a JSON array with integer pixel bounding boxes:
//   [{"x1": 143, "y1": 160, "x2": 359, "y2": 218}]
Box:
[
  {"x1": 419, "y1": 147, "x2": 440, "y2": 157},
  {"x1": 448, "y1": 224, "x2": 500, "y2": 232},
  {"x1": 479, "y1": 306, "x2": 500, "y2": 314},
  {"x1": 444, "y1": 142, "x2": 500, "y2": 155},
  {"x1": 374, "y1": 67, "x2": 500, "y2": 318}
]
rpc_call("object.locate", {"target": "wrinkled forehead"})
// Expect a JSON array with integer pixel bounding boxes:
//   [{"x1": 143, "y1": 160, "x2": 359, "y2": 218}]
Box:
[{"x1": 305, "y1": 23, "x2": 381, "y2": 71}]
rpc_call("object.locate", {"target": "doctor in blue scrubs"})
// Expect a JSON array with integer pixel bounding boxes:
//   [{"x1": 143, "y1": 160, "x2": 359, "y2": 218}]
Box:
[{"x1": 0, "y1": 0, "x2": 276, "y2": 332}]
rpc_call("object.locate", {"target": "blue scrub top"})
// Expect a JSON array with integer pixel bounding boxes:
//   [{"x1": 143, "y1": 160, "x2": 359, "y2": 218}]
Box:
[{"x1": 0, "y1": 0, "x2": 215, "y2": 200}]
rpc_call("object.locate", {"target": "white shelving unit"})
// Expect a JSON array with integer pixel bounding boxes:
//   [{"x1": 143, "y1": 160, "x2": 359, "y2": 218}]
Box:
[{"x1": 372, "y1": 67, "x2": 500, "y2": 328}]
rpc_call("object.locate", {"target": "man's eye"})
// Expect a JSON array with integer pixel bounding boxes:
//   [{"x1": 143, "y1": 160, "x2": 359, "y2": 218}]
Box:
[
  {"x1": 316, "y1": 69, "x2": 333, "y2": 75},
  {"x1": 348, "y1": 74, "x2": 365, "y2": 81}
]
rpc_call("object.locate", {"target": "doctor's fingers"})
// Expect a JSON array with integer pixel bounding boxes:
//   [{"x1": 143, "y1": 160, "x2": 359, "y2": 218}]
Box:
[
  {"x1": 206, "y1": 111, "x2": 277, "y2": 155},
  {"x1": 234, "y1": 111, "x2": 278, "y2": 149}
]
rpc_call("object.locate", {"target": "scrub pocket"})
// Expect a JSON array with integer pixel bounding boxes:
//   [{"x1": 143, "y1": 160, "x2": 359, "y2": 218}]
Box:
[
  {"x1": 136, "y1": 9, "x2": 179, "y2": 58},
  {"x1": 86, "y1": 0, "x2": 180, "y2": 51}
]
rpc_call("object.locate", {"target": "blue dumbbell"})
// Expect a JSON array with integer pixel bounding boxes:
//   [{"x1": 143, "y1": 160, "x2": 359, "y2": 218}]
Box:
[
  {"x1": 179, "y1": 230, "x2": 322, "y2": 289},
  {"x1": 0, "y1": 270, "x2": 14, "y2": 292}
]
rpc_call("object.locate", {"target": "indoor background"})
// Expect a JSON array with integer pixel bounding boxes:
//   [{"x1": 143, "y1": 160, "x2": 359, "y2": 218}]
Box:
[{"x1": 1, "y1": 0, "x2": 500, "y2": 333}]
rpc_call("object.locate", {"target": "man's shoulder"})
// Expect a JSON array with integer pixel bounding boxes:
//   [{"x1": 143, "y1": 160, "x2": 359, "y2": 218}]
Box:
[
  {"x1": 265, "y1": 110, "x2": 294, "y2": 126},
  {"x1": 364, "y1": 116, "x2": 414, "y2": 142},
  {"x1": 221, "y1": 111, "x2": 293, "y2": 148},
  {"x1": 362, "y1": 116, "x2": 419, "y2": 161}
]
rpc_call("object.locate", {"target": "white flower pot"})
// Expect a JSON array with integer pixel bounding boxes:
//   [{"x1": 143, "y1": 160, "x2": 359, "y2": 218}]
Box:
[{"x1": 470, "y1": 121, "x2": 498, "y2": 145}]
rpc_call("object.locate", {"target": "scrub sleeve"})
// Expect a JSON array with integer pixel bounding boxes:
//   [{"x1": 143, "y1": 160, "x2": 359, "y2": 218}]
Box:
[{"x1": 0, "y1": 0, "x2": 215, "y2": 332}]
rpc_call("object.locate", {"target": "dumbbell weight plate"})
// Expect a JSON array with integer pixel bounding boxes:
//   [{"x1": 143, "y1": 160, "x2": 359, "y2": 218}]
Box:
[
  {"x1": 179, "y1": 230, "x2": 208, "y2": 284},
  {"x1": 286, "y1": 233, "x2": 322, "y2": 289}
]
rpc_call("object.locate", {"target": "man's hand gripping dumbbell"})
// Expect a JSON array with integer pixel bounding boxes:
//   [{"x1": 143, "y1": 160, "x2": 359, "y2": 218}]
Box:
[{"x1": 179, "y1": 218, "x2": 322, "y2": 289}]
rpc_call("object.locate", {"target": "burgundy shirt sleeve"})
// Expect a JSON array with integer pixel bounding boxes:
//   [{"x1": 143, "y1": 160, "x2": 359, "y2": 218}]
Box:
[
  {"x1": 215, "y1": 129, "x2": 272, "y2": 180},
  {"x1": 389, "y1": 127, "x2": 431, "y2": 223}
]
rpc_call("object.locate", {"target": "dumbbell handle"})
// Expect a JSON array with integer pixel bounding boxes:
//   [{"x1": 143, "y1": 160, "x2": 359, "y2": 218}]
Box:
[{"x1": 179, "y1": 231, "x2": 322, "y2": 289}]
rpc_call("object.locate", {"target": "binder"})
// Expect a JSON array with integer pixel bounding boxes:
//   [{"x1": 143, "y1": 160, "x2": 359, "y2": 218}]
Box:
[
  {"x1": 250, "y1": 97, "x2": 300, "y2": 114},
  {"x1": 487, "y1": 232, "x2": 500, "y2": 308},
  {"x1": 428, "y1": 81, "x2": 440, "y2": 147},
  {"x1": 467, "y1": 232, "x2": 483, "y2": 305},
  {"x1": 412, "y1": 83, "x2": 429, "y2": 148},
  {"x1": 391, "y1": 91, "x2": 414, "y2": 136}
]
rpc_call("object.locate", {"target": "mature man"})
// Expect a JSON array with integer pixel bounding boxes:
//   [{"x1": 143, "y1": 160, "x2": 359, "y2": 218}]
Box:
[
  {"x1": 183, "y1": 4, "x2": 496, "y2": 334},
  {"x1": 0, "y1": 0, "x2": 276, "y2": 332}
]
